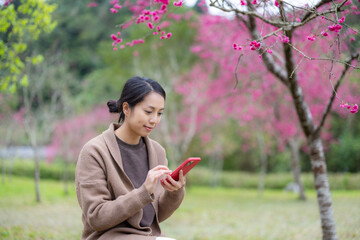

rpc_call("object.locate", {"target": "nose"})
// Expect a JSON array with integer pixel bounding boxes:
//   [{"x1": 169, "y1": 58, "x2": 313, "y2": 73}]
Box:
[{"x1": 149, "y1": 114, "x2": 157, "y2": 124}]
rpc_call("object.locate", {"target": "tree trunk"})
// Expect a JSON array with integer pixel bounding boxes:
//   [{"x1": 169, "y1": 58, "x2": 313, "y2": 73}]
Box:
[
  {"x1": 288, "y1": 138, "x2": 306, "y2": 200},
  {"x1": 63, "y1": 160, "x2": 69, "y2": 196},
  {"x1": 209, "y1": 143, "x2": 224, "y2": 188},
  {"x1": 256, "y1": 131, "x2": 267, "y2": 196},
  {"x1": 309, "y1": 134, "x2": 337, "y2": 240},
  {"x1": 1, "y1": 157, "x2": 5, "y2": 184},
  {"x1": 33, "y1": 144, "x2": 41, "y2": 203}
]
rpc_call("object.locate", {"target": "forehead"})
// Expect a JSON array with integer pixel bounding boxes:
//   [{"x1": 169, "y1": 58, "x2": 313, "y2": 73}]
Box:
[{"x1": 139, "y1": 92, "x2": 165, "y2": 109}]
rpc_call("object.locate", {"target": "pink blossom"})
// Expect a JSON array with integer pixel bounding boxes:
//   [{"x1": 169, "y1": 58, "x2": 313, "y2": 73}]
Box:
[
  {"x1": 353, "y1": 104, "x2": 359, "y2": 111},
  {"x1": 240, "y1": 0, "x2": 246, "y2": 5},
  {"x1": 113, "y1": 3, "x2": 122, "y2": 9},
  {"x1": 153, "y1": 32, "x2": 159, "y2": 35},
  {"x1": 117, "y1": 32, "x2": 121, "y2": 36},
  {"x1": 296, "y1": 18, "x2": 301, "y2": 22},
  {"x1": 344, "y1": 0, "x2": 352, "y2": 6},
  {"x1": 110, "y1": 8, "x2": 118, "y2": 13},
  {"x1": 173, "y1": 1, "x2": 183, "y2": 7},
  {"x1": 328, "y1": 24, "x2": 342, "y2": 33},
  {"x1": 307, "y1": 35, "x2": 316, "y2": 41},
  {"x1": 350, "y1": 109, "x2": 358, "y2": 114},
  {"x1": 166, "y1": 32, "x2": 172, "y2": 39},
  {"x1": 275, "y1": 0, "x2": 279, "y2": 7},
  {"x1": 116, "y1": 39, "x2": 122, "y2": 44},
  {"x1": 321, "y1": 16, "x2": 325, "y2": 19},
  {"x1": 233, "y1": 43, "x2": 238, "y2": 50},
  {"x1": 350, "y1": 37, "x2": 355, "y2": 42},
  {"x1": 321, "y1": 31, "x2": 328, "y2": 37},
  {"x1": 111, "y1": 34, "x2": 118, "y2": 40},
  {"x1": 249, "y1": 40, "x2": 261, "y2": 50},
  {"x1": 279, "y1": 35, "x2": 289, "y2": 43},
  {"x1": 109, "y1": 0, "x2": 118, "y2": 4},
  {"x1": 258, "y1": 55, "x2": 262, "y2": 59},
  {"x1": 87, "y1": 2, "x2": 98, "y2": 7},
  {"x1": 161, "y1": 4, "x2": 167, "y2": 11},
  {"x1": 266, "y1": 49, "x2": 273, "y2": 54},
  {"x1": 144, "y1": 16, "x2": 150, "y2": 21},
  {"x1": 338, "y1": 16, "x2": 345, "y2": 23},
  {"x1": 148, "y1": 22, "x2": 154, "y2": 29},
  {"x1": 160, "y1": 36, "x2": 165, "y2": 39},
  {"x1": 113, "y1": 47, "x2": 118, "y2": 51},
  {"x1": 251, "y1": 0, "x2": 257, "y2": 4},
  {"x1": 157, "y1": 26, "x2": 161, "y2": 32}
]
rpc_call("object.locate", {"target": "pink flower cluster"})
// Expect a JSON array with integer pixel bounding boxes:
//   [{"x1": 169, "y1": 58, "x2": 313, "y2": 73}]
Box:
[
  {"x1": 307, "y1": 35, "x2": 316, "y2": 41},
  {"x1": 233, "y1": 43, "x2": 242, "y2": 50},
  {"x1": 340, "y1": 103, "x2": 359, "y2": 114},
  {"x1": 87, "y1": 2, "x2": 98, "y2": 8},
  {"x1": 279, "y1": 35, "x2": 290, "y2": 43},
  {"x1": 110, "y1": 0, "x2": 122, "y2": 13},
  {"x1": 251, "y1": 0, "x2": 258, "y2": 4},
  {"x1": 240, "y1": 0, "x2": 246, "y2": 5},
  {"x1": 249, "y1": 40, "x2": 261, "y2": 50},
  {"x1": 275, "y1": 0, "x2": 279, "y2": 7},
  {"x1": 328, "y1": 24, "x2": 342, "y2": 33},
  {"x1": 173, "y1": 0, "x2": 183, "y2": 7},
  {"x1": 111, "y1": 32, "x2": 123, "y2": 51},
  {"x1": 153, "y1": 26, "x2": 172, "y2": 39},
  {"x1": 3, "y1": 0, "x2": 13, "y2": 6}
]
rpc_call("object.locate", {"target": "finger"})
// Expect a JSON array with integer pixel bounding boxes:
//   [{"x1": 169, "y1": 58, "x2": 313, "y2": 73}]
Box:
[
  {"x1": 150, "y1": 170, "x2": 171, "y2": 181},
  {"x1": 164, "y1": 175, "x2": 181, "y2": 188},
  {"x1": 178, "y1": 170, "x2": 186, "y2": 185},
  {"x1": 151, "y1": 165, "x2": 170, "y2": 171},
  {"x1": 161, "y1": 179, "x2": 178, "y2": 191}
]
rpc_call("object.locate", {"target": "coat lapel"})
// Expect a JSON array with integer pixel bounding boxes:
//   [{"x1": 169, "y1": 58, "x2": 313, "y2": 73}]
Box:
[{"x1": 102, "y1": 123, "x2": 125, "y2": 171}]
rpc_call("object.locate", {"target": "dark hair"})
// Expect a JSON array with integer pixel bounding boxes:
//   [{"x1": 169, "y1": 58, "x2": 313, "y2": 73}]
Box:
[{"x1": 107, "y1": 76, "x2": 166, "y2": 123}]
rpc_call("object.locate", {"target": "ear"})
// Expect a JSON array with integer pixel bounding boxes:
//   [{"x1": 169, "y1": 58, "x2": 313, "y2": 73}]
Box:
[{"x1": 122, "y1": 102, "x2": 130, "y2": 117}]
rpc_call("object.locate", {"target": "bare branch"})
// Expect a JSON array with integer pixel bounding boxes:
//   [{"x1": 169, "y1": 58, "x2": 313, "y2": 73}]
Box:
[
  {"x1": 234, "y1": 53, "x2": 244, "y2": 89},
  {"x1": 209, "y1": 0, "x2": 287, "y2": 27},
  {"x1": 301, "y1": 0, "x2": 332, "y2": 22},
  {"x1": 315, "y1": 53, "x2": 359, "y2": 134},
  {"x1": 286, "y1": 42, "x2": 360, "y2": 69}
]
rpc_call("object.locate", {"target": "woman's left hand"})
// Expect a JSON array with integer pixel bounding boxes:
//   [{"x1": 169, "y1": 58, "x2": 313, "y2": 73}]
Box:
[{"x1": 161, "y1": 170, "x2": 186, "y2": 192}]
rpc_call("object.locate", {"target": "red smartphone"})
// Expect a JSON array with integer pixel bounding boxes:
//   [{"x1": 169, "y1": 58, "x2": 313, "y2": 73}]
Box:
[{"x1": 161, "y1": 157, "x2": 201, "y2": 183}]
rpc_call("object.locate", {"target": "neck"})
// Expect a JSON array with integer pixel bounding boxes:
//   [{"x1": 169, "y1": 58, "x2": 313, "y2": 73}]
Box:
[{"x1": 115, "y1": 123, "x2": 141, "y2": 145}]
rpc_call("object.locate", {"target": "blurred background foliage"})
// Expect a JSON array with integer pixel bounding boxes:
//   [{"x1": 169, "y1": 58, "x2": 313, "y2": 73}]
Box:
[{"x1": 1, "y1": 0, "x2": 360, "y2": 188}]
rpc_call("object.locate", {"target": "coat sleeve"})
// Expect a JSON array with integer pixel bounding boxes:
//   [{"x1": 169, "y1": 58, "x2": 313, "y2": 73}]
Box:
[
  {"x1": 75, "y1": 142, "x2": 154, "y2": 232},
  {"x1": 155, "y1": 146, "x2": 185, "y2": 223}
]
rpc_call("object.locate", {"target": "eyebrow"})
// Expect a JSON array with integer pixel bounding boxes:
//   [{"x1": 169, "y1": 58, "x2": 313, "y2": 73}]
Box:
[{"x1": 146, "y1": 105, "x2": 165, "y2": 111}]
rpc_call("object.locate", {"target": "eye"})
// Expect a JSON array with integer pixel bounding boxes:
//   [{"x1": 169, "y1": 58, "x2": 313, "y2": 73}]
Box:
[
  {"x1": 145, "y1": 110, "x2": 152, "y2": 114},
  {"x1": 158, "y1": 112, "x2": 163, "y2": 116}
]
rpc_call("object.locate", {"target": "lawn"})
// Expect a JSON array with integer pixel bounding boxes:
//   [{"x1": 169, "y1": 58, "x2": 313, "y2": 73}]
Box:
[{"x1": 0, "y1": 177, "x2": 359, "y2": 240}]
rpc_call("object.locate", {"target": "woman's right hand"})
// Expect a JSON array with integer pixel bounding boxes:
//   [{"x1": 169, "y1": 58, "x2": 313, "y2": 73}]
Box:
[{"x1": 144, "y1": 165, "x2": 171, "y2": 195}]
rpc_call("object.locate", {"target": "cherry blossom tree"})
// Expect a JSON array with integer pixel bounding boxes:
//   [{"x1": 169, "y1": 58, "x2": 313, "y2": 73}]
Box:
[{"x1": 101, "y1": 0, "x2": 359, "y2": 239}]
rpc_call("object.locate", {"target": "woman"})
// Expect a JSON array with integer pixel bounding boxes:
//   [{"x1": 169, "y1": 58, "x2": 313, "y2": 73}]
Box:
[{"x1": 75, "y1": 76, "x2": 185, "y2": 240}]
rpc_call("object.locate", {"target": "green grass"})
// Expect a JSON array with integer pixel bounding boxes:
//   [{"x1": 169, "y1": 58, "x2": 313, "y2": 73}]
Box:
[{"x1": 0, "y1": 177, "x2": 359, "y2": 240}]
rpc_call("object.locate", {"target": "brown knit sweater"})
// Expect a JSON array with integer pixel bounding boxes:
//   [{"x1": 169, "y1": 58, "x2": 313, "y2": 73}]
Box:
[{"x1": 75, "y1": 123, "x2": 185, "y2": 240}]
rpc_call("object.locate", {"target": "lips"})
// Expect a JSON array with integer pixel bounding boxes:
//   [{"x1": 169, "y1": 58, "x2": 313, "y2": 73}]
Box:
[{"x1": 145, "y1": 126, "x2": 153, "y2": 131}]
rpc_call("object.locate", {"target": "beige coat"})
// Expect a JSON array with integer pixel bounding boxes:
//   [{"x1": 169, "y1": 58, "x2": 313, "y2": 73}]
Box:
[{"x1": 75, "y1": 123, "x2": 185, "y2": 240}]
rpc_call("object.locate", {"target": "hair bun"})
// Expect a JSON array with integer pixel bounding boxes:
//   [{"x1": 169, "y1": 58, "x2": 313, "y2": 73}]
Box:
[{"x1": 107, "y1": 100, "x2": 119, "y2": 113}]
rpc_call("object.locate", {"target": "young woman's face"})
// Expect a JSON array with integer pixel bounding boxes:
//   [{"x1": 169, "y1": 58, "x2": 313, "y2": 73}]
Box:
[{"x1": 124, "y1": 92, "x2": 165, "y2": 137}]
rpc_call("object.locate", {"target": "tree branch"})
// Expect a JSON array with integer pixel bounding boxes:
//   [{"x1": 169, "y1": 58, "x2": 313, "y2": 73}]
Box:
[
  {"x1": 209, "y1": 0, "x2": 287, "y2": 27},
  {"x1": 244, "y1": 5, "x2": 289, "y2": 86},
  {"x1": 301, "y1": 0, "x2": 332, "y2": 22},
  {"x1": 315, "y1": 52, "x2": 359, "y2": 134}
]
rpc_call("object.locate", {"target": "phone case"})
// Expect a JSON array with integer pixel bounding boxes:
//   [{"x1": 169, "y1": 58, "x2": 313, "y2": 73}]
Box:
[{"x1": 162, "y1": 157, "x2": 201, "y2": 183}]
